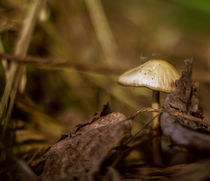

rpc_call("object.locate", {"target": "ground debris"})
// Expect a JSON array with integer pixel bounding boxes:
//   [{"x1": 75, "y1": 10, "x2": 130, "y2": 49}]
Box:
[
  {"x1": 123, "y1": 158, "x2": 210, "y2": 181},
  {"x1": 32, "y1": 105, "x2": 132, "y2": 181},
  {"x1": 31, "y1": 60, "x2": 210, "y2": 181},
  {"x1": 161, "y1": 59, "x2": 210, "y2": 153}
]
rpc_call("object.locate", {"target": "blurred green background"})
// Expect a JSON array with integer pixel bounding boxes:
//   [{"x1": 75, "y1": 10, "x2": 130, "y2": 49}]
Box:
[{"x1": 1, "y1": 0, "x2": 210, "y2": 162}]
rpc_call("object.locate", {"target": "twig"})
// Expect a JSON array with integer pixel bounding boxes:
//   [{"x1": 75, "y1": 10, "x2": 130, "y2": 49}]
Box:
[
  {"x1": 127, "y1": 107, "x2": 161, "y2": 120},
  {"x1": 168, "y1": 111, "x2": 205, "y2": 123},
  {"x1": 120, "y1": 107, "x2": 207, "y2": 145},
  {"x1": 0, "y1": 53, "x2": 126, "y2": 74},
  {"x1": 1, "y1": 53, "x2": 210, "y2": 82},
  {"x1": 125, "y1": 107, "x2": 205, "y2": 124},
  {"x1": 125, "y1": 113, "x2": 161, "y2": 145}
]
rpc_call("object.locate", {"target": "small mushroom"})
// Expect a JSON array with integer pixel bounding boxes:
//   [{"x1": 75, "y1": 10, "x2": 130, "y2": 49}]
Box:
[{"x1": 118, "y1": 59, "x2": 180, "y2": 165}]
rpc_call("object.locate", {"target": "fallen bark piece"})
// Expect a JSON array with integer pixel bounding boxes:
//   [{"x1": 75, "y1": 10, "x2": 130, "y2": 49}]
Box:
[
  {"x1": 162, "y1": 59, "x2": 193, "y2": 113},
  {"x1": 33, "y1": 111, "x2": 132, "y2": 181},
  {"x1": 161, "y1": 59, "x2": 210, "y2": 151}
]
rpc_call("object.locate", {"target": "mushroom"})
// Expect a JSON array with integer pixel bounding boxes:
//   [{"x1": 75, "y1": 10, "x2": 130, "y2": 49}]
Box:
[{"x1": 118, "y1": 59, "x2": 180, "y2": 165}]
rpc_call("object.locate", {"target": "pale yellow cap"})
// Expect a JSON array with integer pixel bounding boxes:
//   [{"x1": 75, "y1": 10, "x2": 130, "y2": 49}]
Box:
[{"x1": 118, "y1": 59, "x2": 180, "y2": 93}]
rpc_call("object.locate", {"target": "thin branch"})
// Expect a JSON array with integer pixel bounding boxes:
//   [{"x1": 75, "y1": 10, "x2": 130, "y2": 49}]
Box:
[
  {"x1": 0, "y1": 53, "x2": 126, "y2": 74},
  {"x1": 123, "y1": 107, "x2": 206, "y2": 127},
  {"x1": 0, "y1": 53, "x2": 210, "y2": 83},
  {"x1": 120, "y1": 107, "x2": 207, "y2": 145},
  {"x1": 125, "y1": 113, "x2": 161, "y2": 145},
  {"x1": 127, "y1": 107, "x2": 161, "y2": 120},
  {"x1": 169, "y1": 111, "x2": 207, "y2": 124}
]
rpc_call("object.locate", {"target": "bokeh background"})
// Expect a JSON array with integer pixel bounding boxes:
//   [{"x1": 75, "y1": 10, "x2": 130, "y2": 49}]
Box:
[{"x1": 1, "y1": 0, "x2": 210, "y2": 162}]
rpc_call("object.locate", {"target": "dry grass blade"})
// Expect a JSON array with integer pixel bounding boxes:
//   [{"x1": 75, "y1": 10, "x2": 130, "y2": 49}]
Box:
[
  {"x1": 85, "y1": 0, "x2": 119, "y2": 65},
  {"x1": 0, "y1": 0, "x2": 47, "y2": 137},
  {"x1": 0, "y1": 37, "x2": 9, "y2": 79}
]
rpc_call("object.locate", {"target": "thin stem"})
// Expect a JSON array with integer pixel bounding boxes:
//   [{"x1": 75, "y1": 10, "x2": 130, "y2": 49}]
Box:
[
  {"x1": 152, "y1": 90, "x2": 164, "y2": 166},
  {"x1": 152, "y1": 91, "x2": 160, "y2": 133}
]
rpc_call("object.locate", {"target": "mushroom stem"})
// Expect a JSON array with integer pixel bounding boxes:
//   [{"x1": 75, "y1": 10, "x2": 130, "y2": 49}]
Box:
[
  {"x1": 152, "y1": 91, "x2": 160, "y2": 132},
  {"x1": 152, "y1": 90, "x2": 163, "y2": 165}
]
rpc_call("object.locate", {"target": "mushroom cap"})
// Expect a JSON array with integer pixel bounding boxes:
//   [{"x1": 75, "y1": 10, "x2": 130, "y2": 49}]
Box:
[{"x1": 118, "y1": 59, "x2": 180, "y2": 93}]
